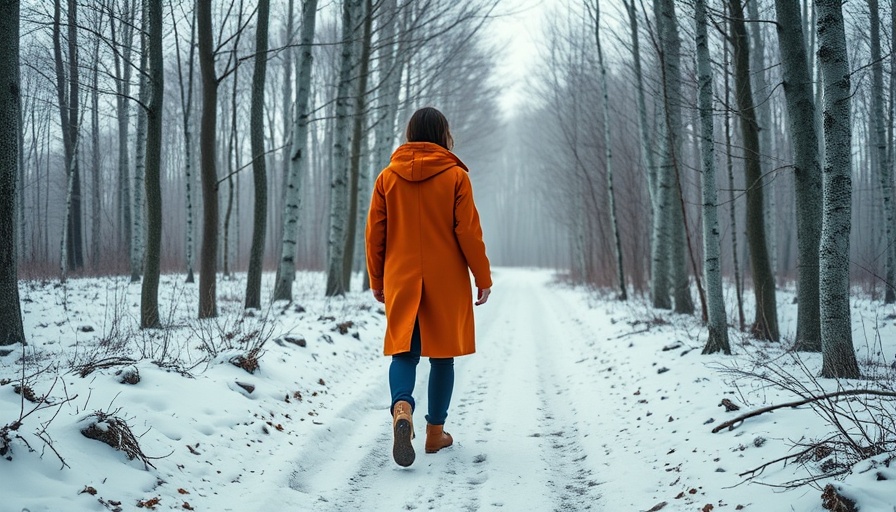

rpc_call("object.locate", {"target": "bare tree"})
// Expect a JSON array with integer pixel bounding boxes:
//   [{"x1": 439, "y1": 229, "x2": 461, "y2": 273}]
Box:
[
  {"x1": 171, "y1": 0, "x2": 197, "y2": 283},
  {"x1": 773, "y1": 0, "x2": 822, "y2": 350},
  {"x1": 747, "y1": 0, "x2": 777, "y2": 278},
  {"x1": 109, "y1": 0, "x2": 136, "y2": 262},
  {"x1": 816, "y1": 0, "x2": 859, "y2": 378},
  {"x1": 197, "y1": 0, "x2": 220, "y2": 318},
  {"x1": 326, "y1": 0, "x2": 362, "y2": 297},
  {"x1": 272, "y1": 0, "x2": 319, "y2": 302},
  {"x1": 89, "y1": 10, "x2": 102, "y2": 271},
  {"x1": 652, "y1": 0, "x2": 692, "y2": 313},
  {"x1": 245, "y1": 0, "x2": 270, "y2": 310},
  {"x1": 140, "y1": 0, "x2": 164, "y2": 328},
  {"x1": 722, "y1": 21, "x2": 745, "y2": 332},
  {"x1": 53, "y1": 0, "x2": 85, "y2": 275},
  {"x1": 132, "y1": 2, "x2": 148, "y2": 283},
  {"x1": 868, "y1": 0, "x2": 895, "y2": 303},
  {"x1": 342, "y1": 0, "x2": 374, "y2": 289},
  {"x1": 586, "y1": 0, "x2": 626, "y2": 301},
  {"x1": 696, "y1": 0, "x2": 729, "y2": 354},
  {"x1": 728, "y1": 0, "x2": 778, "y2": 341},
  {"x1": 0, "y1": 0, "x2": 25, "y2": 347}
]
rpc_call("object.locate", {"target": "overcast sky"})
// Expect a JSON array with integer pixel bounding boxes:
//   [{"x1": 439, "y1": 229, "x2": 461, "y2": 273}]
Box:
[{"x1": 488, "y1": 0, "x2": 559, "y2": 117}]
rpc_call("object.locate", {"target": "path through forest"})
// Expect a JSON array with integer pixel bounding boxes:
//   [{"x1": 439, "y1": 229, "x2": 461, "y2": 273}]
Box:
[{"x1": 281, "y1": 269, "x2": 607, "y2": 511}]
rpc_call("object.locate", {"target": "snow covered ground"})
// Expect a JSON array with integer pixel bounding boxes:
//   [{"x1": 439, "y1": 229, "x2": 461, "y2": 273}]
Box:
[{"x1": 2, "y1": 268, "x2": 895, "y2": 511}]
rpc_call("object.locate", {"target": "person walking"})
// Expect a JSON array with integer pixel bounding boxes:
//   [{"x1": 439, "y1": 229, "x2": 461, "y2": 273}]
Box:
[{"x1": 365, "y1": 107, "x2": 492, "y2": 468}]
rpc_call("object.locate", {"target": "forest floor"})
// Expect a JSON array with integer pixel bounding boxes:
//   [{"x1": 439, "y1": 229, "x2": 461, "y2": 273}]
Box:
[{"x1": 1, "y1": 268, "x2": 895, "y2": 511}]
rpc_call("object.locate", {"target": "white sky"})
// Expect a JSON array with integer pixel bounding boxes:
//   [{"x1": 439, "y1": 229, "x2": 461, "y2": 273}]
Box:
[{"x1": 488, "y1": 0, "x2": 560, "y2": 117}]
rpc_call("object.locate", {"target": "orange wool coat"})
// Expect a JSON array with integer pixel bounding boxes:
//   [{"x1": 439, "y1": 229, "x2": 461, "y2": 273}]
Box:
[{"x1": 365, "y1": 142, "x2": 492, "y2": 358}]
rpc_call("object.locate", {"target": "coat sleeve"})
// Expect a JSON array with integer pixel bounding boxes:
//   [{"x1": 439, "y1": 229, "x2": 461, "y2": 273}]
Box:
[
  {"x1": 454, "y1": 170, "x2": 492, "y2": 289},
  {"x1": 365, "y1": 174, "x2": 387, "y2": 291}
]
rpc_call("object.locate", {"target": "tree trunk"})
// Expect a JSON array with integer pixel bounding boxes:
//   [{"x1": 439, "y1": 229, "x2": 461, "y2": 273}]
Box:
[
  {"x1": 54, "y1": 0, "x2": 83, "y2": 276},
  {"x1": 747, "y1": 0, "x2": 777, "y2": 280},
  {"x1": 722, "y1": 23, "x2": 746, "y2": 332},
  {"x1": 273, "y1": 0, "x2": 319, "y2": 302},
  {"x1": 342, "y1": 0, "x2": 373, "y2": 289},
  {"x1": 662, "y1": 0, "x2": 692, "y2": 315},
  {"x1": 223, "y1": 70, "x2": 238, "y2": 279},
  {"x1": 140, "y1": 0, "x2": 163, "y2": 329},
  {"x1": 197, "y1": 0, "x2": 219, "y2": 318},
  {"x1": 277, "y1": 0, "x2": 294, "y2": 254},
  {"x1": 653, "y1": 0, "x2": 691, "y2": 313},
  {"x1": 17, "y1": 64, "x2": 26, "y2": 265},
  {"x1": 132, "y1": 15, "x2": 148, "y2": 283},
  {"x1": 696, "y1": 0, "x2": 730, "y2": 355},
  {"x1": 0, "y1": 0, "x2": 25, "y2": 347},
  {"x1": 623, "y1": 0, "x2": 657, "y2": 216},
  {"x1": 245, "y1": 0, "x2": 270, "y2": 310},
  {"x1": 66, "y1": 0, "x2": 83, "y2": 272},
  {"x1": 728, "y1": 0, "x2": 779, "y2": 341},
  {"x1": 816, "y1": 0, "x2": 860, "y2": 378},
  {"x1": 173, "y1": 4, "x2": 196, "y2": 283},
  {"x1": 325, "y1": 0, "x2": 361, "y2": 297},
  {"x1": 590, "y1": 0, "x2": 626, "y2": 301},
  {"x1": 774, "y1": 0, "x2": 822, "y2": 350},
  {"x1": 868, "y1": 0, "x2": 896, "y2": 303},
  {"x1": 91, "y1": 36, "x2": 101, "y2": 272},
  {"x1": 111, "y1": 1, "x2": 134, "y2": 263}
]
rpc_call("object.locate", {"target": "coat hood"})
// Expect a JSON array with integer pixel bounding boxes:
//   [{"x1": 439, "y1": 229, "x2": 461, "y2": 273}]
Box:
[{"x1": 387, "y1": 142, "x2": 469, "y2": 182}]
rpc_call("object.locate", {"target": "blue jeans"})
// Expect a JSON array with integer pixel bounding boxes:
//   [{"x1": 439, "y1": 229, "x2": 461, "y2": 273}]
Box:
[{"x1": 389, "y1": 318, "x2": 454, "y2": 425}]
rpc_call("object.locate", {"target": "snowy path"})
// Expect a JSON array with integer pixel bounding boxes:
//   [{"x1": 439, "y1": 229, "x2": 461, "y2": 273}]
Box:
[
  {"x1": 283, "y1": 269, "x2": 604, "y2": 511},
  {"x1": 10, "y1": 268, "x2": 894, "y2": 511}
]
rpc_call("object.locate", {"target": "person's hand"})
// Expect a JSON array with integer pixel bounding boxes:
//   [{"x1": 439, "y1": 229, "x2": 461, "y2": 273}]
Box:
[
  {"x1": 475, "y1": 287, "x2": 491, "y2": 306},
  {"x1": 372, "y1": 289, "x2": 385, "y2": 303}
]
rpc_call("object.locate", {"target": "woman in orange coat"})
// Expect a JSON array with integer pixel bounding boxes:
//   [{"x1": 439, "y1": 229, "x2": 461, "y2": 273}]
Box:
[{"x1": 365, "y1": 107, "x2": 492, "y2": 467}]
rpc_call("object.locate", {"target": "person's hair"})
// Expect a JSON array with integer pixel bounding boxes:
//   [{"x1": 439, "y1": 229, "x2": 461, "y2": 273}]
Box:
[{"x1": 405, "y1": 107, "x2": 454, "y2": 150}]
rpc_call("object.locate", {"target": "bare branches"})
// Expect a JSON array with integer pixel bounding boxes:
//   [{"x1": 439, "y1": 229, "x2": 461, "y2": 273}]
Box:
[{"x1": 712, "y1": 389, "x2": 896, "y2": 433}]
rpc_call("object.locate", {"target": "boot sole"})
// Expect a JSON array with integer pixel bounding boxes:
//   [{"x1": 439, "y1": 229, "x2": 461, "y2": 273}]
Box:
[{"x1": 393, "y1": 419, "x2": 415, "y2": 467}]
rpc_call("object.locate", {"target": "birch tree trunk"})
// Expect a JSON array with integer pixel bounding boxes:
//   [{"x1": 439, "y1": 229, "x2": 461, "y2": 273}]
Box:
[
  {"x1": 623, "y1": 0, "x2": 657, "y2": 216},
  {"x1": 278, "y1": 0, "x2": 294, "y2": 250},
  {"x1": 342, "y1": 0, "x2": 373, "y2": 289},
  {"x1": 140, "y1": 0, "x2": 163, "y2": 329},
  {"x1": 868, "y1": 0, "x2": 896, "y2": 303},
  {"x1": 273, "y1": 0, "x2": 319, "y2": 302},
  {"x1": 816, "y1": 0, "x2": 860, "y2": 378},
  {"x1": 696, "y1": 0, "x2": 730, "y2": 354},
  {"x1": 132, "y1": 17, "x2": 148, "y2": 283},
  {"x1": 729, "y1": 0, "x2": 779, "y2": 341},
  {"x1": 0, "y1": 0, "x2": 25, "y2": 347},
  {"x1": 650, "y1": 0, "x2": 672, "y2": 310},
  {"x1": 589, "y1": 0, "x2": 626, "y2": 301},
  {"x1": 197, "y1": 0, "x2": 219, "y2": 318},
  {"x1": 653, "y1": 0, "x2": 691, "y2": 313},
  {"x1": 372, "y1": 0, "x2": 401, "y2": 181},
  {"x1": 325, "y1": 0, "x2": 361, "y2": 297},
  {"x1": 773, "y1": 0, "x2": 822, "y2": 350},
  {"x1": 173, "y1": 3, "x2": 196, "y2": 283},
  {"x1": 245, "y1": 0, "x2": 270, "y2": 310}
]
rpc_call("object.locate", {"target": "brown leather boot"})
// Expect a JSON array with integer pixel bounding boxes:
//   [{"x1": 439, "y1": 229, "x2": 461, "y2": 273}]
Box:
[
  {"x1": 425, "y1": 423, "x2": 453, "y2": 453},
  {"x1": 392, "y1": 400, "x2": 415, "y2": 467}
]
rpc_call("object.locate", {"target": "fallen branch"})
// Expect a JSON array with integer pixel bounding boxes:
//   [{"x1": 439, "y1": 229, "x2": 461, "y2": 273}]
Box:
[{"x1": 712, "y1": 389, "x2": 896, "y2": 433}]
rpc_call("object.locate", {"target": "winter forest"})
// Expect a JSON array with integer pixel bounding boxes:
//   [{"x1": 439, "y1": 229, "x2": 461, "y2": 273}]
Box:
[{"x1": 3, "y1": 0, "x2": 896, "y2": 510}]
